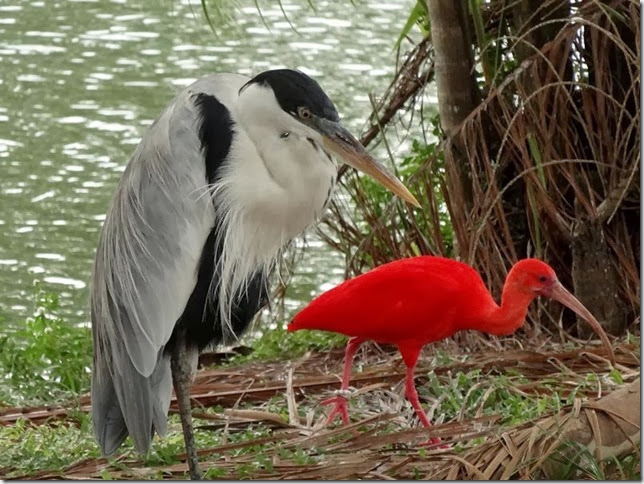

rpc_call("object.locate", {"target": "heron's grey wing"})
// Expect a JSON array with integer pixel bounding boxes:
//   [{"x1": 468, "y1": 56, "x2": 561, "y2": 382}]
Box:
[
  {"x1": 90, "y1": 74, "x2": 248, "y2": 454},
  {"x1": 91, "y1": 337, "x2": 172, "y2": 454},
  {"x1": 95, "y1": 88, "x2": 217, "y2": 375}
]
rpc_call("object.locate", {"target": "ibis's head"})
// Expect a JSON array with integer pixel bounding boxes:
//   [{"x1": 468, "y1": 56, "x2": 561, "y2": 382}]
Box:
[
  {"x1": 509, "y1": 259, "x2": 615, "y2": 363},
  {"x1": 238, "y1": 69, "x2": 419, "y2": 207}
]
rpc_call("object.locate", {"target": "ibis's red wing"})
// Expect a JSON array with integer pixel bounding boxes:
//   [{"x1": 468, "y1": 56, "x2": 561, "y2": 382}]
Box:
[{"x1": 289, "y1": 256, "x2": 493, "y2": 346}]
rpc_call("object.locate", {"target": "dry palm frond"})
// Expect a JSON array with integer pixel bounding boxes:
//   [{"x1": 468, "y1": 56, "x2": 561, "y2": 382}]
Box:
[
  {"x1": 428, "y1": 378, "x2": 640, "y2": 480},
  {"x1": 318, "y1": 0, "x2": 640, "y2": 338},
  {"x1": 3, "y1": 341, "x2": 638, "y2": 480}
]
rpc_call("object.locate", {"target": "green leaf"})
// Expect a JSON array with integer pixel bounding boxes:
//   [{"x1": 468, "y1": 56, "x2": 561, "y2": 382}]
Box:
[
  {"x1": 609, "y1": 367, "x2": 623, "y2": 384},
  {"x1": 100, "y1": 469, "x2": 113, "y2": 480},
  {"x1": 394, "y1": 0, "x2": 429, "y2": 50},
  {"x1": 527, "y1": 133, "x2": 547, "y2": 186}
]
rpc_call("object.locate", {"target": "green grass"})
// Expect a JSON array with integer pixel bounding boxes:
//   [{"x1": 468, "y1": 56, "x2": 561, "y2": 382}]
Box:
[
  {"x1": 0, "y1": 288, "x2": 92, "y2": 406},
  {"x1": 0, "y1": 288, "x2": 638, "y2": 479},
  {"x1": 0, "y1": 413, "x2": 99, "y2": 476},
  {"x1": 547, "y1": 441, "x2": 641, "y2": 480},
  {"x1": 0, "y1": 411, "x2": 276, "y2": 478},
  {"x1": 232, "y1": 326, "x2": 347, "y2": 363},
  {"x1": 0, "y1": 357, "x2": 636, "y2": 479},
  {"x1": 418, "y1": 367, "x2": 613, "y2": 429}
]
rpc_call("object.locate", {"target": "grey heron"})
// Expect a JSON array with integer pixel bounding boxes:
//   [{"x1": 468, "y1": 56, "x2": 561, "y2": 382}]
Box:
[{"x1": 90, "y1": 69, "x2": 419, "y2": 479}]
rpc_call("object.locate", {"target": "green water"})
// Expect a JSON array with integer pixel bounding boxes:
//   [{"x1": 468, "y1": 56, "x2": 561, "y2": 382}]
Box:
[{"x1": 0, "y1": 0, "x2": 414, "y2": 329}]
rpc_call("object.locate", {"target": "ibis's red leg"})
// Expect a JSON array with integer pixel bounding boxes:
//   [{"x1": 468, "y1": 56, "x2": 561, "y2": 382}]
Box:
[
  {"x1": 321, "y1": 336, "x2": 364, "y2": 426},
  {"x1": 404, "y1": 364, "x2": 433, "y2": 429},
  {"x1": 399, "y1": 345, "x2": 442, "y2": 446}
]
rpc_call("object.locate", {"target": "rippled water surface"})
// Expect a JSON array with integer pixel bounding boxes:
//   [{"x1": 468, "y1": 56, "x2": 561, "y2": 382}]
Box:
[{"x1": 0, "y1": 0, "x2": 413, "y2": 328}]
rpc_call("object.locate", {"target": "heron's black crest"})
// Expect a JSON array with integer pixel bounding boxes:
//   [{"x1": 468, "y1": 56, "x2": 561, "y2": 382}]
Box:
[
  {"x1": 194, "y1": 93, "x2": 234, "y2": 183},
  {"x1": 247, "y1": 69, "x2": 340, "y2": 122}
]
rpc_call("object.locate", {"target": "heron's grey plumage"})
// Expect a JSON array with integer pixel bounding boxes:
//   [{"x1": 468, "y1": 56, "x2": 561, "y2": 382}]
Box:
[
  {"x1": 91, "y1": 73, "x2": 339, "y2": 455},
  {"x1": 91, "y1": 80, "x2": 215, "y2": 453}
]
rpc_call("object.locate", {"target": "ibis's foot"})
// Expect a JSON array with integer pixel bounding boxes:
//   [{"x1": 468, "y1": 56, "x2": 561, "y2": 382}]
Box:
[
  {"x1": 419, "y1": 437, "x2": 451, "y2": 450},
  {"x1": 320, "y1": 395, "x2": 350, "y2": 426}
]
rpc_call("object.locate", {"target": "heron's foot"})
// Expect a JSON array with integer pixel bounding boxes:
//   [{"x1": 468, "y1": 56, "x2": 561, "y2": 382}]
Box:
[{"x1": 320, "y1": 394, "x2": 350, "y2": 426}]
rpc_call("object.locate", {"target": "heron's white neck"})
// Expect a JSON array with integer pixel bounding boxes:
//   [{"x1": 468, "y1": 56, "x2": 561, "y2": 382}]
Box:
[
  {"x1": 232, "y1": 82, "x2": 338, "y2": 238},
  {"x1": 208, "y1": 83, "x2": 338, "y2": 337}
]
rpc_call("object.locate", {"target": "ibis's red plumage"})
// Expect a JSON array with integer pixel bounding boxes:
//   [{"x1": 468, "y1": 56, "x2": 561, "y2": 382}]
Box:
[
  {"x1": 288, "y1": 256, "x2": 614, "y2": 444},
  {"x1": 290, "y1": 256, "x2": 500, "y2": 346}
]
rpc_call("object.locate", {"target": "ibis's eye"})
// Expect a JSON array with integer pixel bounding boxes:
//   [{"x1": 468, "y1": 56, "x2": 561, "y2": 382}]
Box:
[
  {"x1": 280, "y1": 131, "x2": 290, "y2": 139},
  {"x1": 538, "y1": 275, "x2": 548, "y2": 283},
  {"x1": 298, "y1": 107, "x2": 312, "y2": 120}
]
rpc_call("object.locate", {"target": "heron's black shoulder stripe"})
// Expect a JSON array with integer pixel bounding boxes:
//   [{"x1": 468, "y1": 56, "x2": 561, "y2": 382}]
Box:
[
  {"x1": 169, "y1": 224, "x2": 270, "y2": 352},
  {"x1": 194, "y1": 93, "x2": 234, "y2": 184}
]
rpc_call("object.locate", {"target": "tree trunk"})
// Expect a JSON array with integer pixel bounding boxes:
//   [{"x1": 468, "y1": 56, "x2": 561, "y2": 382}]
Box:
[
  {"x1": 570, "y1": 3, "x2": 639, "y2": 336},
  {"x1": 425, "y1": 0, "x2": 480, "y2": 210},
  {"x1": 426, "y1": 0, "x2": 479, "y2": 135},
  {"x1": 502, "y1": 0, "x2": 573, "y2": 262},
  {"x1": 572, "y1": 216, "x2": 628, "y2": 336},
  {"x1": 514, "y1": 0, "x2": 572, "y2": 65}
]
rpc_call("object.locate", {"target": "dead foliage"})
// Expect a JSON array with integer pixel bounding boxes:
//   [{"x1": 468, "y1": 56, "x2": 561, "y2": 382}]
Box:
[
  {"x1": 1, "y1": 341, "x2": 638, "y2": 480},
  {"x1": 318, "y1": 0, "x2": 640, "y2": 338}
]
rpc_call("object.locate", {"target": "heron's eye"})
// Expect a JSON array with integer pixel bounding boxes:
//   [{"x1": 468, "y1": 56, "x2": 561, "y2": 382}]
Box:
[
  {"x1": 538, "y1": 275, "x2": 548, "y2": 283},
  {"x1": 298, "y1": 107, "x2": 312, "y2": 120},
  {"x1": 280, "y1": 131, "x2": 290, "y2": 139}
]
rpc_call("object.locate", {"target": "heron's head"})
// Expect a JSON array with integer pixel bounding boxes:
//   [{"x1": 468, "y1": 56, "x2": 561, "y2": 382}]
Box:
[{"x1": 238, "y1": 69, "x2": 419, "y2": 207}]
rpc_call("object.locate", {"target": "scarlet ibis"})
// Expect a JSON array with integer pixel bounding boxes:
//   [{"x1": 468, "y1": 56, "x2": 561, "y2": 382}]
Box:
[{"x1": 288, "y1": 256, "x2": 615, "y2": 441}]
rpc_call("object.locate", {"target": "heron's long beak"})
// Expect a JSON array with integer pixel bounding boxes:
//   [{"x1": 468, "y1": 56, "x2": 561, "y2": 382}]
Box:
[
  {"x1": 316, "y1": 118, "x2": 420, "y2": 207},
  {"x1": 546, "y1": 281, "x2": 615, "y2": 364}
]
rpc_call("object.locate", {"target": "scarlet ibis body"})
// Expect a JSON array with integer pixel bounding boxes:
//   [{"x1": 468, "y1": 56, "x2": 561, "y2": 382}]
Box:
[{"x1": 288, "y1": 256, "x2": 614, "y2": 440}]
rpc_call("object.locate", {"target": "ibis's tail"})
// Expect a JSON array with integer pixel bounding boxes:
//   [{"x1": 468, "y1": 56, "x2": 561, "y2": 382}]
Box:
[
  {"x1": 287, "y1": 319, "x2": 302, "y2": 332},
  {"x1": 287, "y1": 304, "x2": 335, "y2": 333},
  {"x1": 287, "y1": 310, "x2": 317, "y2": 332}
]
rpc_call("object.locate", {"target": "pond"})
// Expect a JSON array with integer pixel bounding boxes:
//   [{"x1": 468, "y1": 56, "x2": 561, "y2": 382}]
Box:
[{"x1": 0, "y1": 0, "x2": 417, "y2": 330}]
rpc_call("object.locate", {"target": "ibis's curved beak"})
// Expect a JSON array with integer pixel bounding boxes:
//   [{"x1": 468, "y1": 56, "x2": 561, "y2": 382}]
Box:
[
  {"x1": 314, "y1": 118, "x2": 420, "y2": 207},
  {"x1": 545, "y1": 281, "x2": 615, "y2": 364}
]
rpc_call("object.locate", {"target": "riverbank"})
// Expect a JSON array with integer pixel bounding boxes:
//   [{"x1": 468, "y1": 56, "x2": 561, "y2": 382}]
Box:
[{"x1": 1, "y1": 337, "x2": 638, "y2": 479}]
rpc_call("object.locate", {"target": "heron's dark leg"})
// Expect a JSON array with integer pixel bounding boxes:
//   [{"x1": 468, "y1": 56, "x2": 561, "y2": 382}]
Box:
[{"x1": 170, "y1": 332, "x2": 201, "y2": 480}]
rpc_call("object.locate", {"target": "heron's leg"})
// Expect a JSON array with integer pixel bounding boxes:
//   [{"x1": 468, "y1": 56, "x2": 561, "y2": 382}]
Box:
[
  {"x1": 171, "y1": 336, "x2": 201, "y2": 480},
  {"x1": 320, "y1": 336, "x2": 364, "y2": 426}
]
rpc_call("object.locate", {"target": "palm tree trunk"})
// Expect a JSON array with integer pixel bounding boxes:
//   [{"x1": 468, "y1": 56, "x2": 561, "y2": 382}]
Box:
[
  {"x1": 426, "y1": 0, "x2": 479, "y2": 135},
  {"x1": 425, "y1": 0, "x2": 480, "y2": 210}
]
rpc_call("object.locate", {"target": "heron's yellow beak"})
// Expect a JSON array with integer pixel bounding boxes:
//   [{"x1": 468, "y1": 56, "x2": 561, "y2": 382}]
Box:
[{"x1": 316, "y1": 119, "x2": 420, "y2": 207}]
